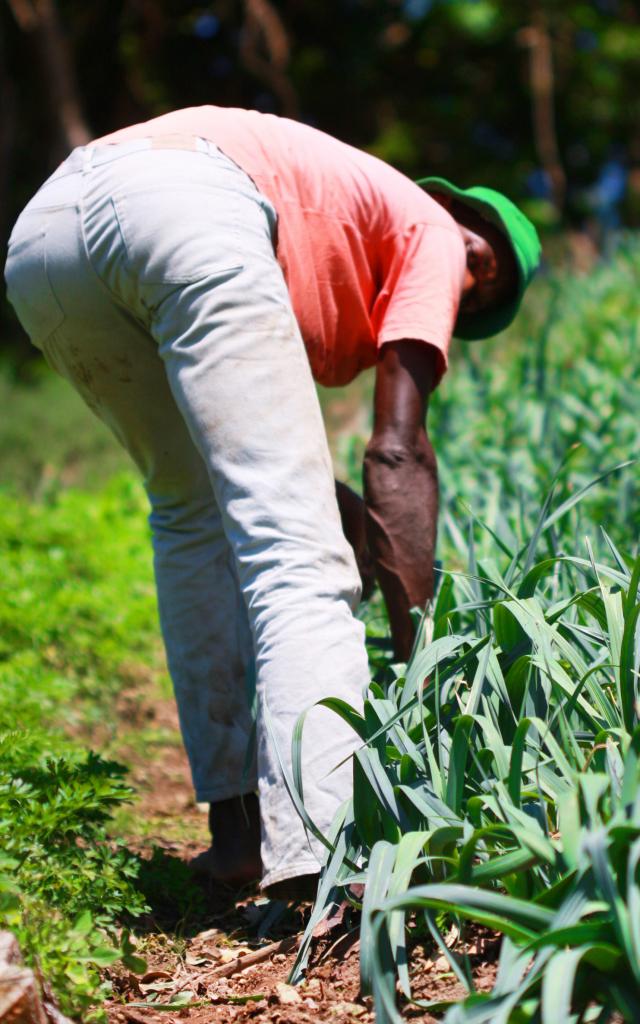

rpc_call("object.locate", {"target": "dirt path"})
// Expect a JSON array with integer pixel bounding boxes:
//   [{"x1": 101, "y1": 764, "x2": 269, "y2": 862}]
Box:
[{"x1": 104, "y1": 674, "x2": 497, "y2": 1024}]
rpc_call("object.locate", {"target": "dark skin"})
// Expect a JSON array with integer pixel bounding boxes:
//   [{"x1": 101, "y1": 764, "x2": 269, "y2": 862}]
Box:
[
  {"x1": 342, "y1": 197, "x2": 519, "y2": 660},
  {"x1": 196, "y1": 198, "x2": 519, "y2": 889},
  {"x1": 363, "y1": 341, "x2": 438, "y2": 659}
]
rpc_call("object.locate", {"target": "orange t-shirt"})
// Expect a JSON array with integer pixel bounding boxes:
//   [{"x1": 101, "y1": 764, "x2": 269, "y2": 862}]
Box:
[{"x1": 97, "y1": 106, "x2": 466, "y2": 388}]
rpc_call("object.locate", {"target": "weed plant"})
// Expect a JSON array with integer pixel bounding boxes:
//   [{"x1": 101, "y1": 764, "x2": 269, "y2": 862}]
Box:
[
  {"x1": 0, "y1": 478, "x2": 159, "y2": 1018},
  {"x1": 0, "y1": 737, "x2": 147, "y2": 1019}
]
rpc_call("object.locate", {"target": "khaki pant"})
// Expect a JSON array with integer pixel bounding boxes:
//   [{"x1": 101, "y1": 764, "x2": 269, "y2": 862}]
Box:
[{"x1": 5, "y1": 138, "x2": 369, "y2": 887}]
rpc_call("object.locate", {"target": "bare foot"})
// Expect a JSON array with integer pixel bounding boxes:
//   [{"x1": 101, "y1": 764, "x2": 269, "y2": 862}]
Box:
[{"x1": 189, "y1": 793, "x2": 262, "y2": 888}]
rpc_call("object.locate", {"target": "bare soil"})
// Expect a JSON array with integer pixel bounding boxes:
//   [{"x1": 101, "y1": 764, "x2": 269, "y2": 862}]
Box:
[{"x1": 103, "y1": 669, "x2": 498, "y2": 1024}]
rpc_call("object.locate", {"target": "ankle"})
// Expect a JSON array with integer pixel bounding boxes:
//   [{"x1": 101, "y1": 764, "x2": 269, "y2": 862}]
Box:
[{"x1": 208, "y1": 793, "x2": 260, "y2": 836}]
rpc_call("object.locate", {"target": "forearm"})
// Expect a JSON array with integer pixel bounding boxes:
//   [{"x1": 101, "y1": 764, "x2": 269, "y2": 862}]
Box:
[{"x1": 363, "y1": 431, "x2": 438, "y2": 659}]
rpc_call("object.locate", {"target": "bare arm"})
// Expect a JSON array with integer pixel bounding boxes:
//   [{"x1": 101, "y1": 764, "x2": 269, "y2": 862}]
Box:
[{"x1": 364, "y1": 340, "x2": 439, "y2": 660}]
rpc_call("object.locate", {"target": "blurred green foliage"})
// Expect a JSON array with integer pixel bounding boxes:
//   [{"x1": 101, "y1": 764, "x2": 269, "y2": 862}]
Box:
[
  {"x1": 19, "y1": 0, "x2": 639, "y2": 191},
  {"x1": 431, "y1": 233, "x2": 640, "y2": 561},
  {"x1": 0, "y1": 362, "x2": 131, "y2": 493},
  {"x1": 0, "y1": 476, "x2": 159, "y2": 736},
  {"x1": 3, "y1": 0, "x2": 640, "y2": 355}
]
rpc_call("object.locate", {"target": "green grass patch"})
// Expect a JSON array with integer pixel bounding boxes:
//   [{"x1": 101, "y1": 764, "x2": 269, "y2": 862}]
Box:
[
  {"x1": 0, "y1": 475, "x2": 161, "y2": 738},
  {"x1": 0, "y1": 361, "x2": 131, "y2": 496}
]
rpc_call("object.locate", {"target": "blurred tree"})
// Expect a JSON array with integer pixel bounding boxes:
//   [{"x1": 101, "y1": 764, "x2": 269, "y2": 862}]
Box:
[
  {"x1": 518, "y1": 4, "x2": 566, "y2": 213},
  {"x1": 6, "y1": 0, "x2": 89, "y2": 159},
  {"x1": 240, "y1": 0, "x2": 298, "y2": 117},
  {"x1": 2, "y1": 0, "x2": 640, "y2": 354}
]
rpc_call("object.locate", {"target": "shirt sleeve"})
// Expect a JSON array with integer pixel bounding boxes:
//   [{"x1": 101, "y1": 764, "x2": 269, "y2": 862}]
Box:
[{"x1": 371, "y1": 222, "x2": 466, "y2": 386}]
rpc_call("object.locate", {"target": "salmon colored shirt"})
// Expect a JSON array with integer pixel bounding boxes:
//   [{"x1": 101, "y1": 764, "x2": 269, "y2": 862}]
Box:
[{"x1": 97, "y1": 106, "x2": 466, "y2": 388}]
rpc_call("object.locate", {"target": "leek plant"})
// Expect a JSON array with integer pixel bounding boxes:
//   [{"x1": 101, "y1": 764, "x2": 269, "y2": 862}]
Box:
[
  {"x1": 284, "y1": 236, "x2": 640, "y2": 1021},
  {"x1": 285, "y1": 490, "x2": 640, "y2": 1021}
]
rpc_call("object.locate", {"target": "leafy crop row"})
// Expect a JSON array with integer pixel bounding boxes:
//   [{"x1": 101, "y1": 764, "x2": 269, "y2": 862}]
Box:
[
  {"x1": 288, "y1": 507, "x2": 640, "y2": 1021},
  {"x1": 290, "y1": 237, "x2": 640, "y2": 1021}
]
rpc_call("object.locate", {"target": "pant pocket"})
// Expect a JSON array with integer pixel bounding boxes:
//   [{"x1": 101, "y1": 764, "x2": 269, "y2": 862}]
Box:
[
  {"x1": 5, "y1": 220, "x2": 66, "y2": 347},
  {"x1": 112, "y1": 183, "x2": 244, "y2": 285}
]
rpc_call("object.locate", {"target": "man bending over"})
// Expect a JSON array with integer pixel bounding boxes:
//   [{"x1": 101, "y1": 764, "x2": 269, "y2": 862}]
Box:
[{"x1": 5, "y1": 106, "x2": 540, "y2": 898}]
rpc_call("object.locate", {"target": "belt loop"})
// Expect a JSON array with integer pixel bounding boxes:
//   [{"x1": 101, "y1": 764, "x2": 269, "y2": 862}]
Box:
[{"x1": 82, "y1": 145, "x2": 95, "y2": 173}]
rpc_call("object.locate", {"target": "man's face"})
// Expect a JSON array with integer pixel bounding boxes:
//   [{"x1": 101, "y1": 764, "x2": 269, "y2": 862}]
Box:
[{"x1": 434, "y1": 195, "x2": 519, "y2": 318}]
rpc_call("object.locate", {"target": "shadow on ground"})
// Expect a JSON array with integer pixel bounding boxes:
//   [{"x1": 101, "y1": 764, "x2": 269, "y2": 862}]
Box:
[{"x1": 129, "y1": 846, "x2": 308, "y2": 944}]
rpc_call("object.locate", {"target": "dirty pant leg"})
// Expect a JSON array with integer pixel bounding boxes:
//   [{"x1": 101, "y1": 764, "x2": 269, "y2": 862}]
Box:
[
  {"x1": 149, "y1": 267, "x2": 371, "y2": 887},
  {"x1": 149, "y1": 495, "x2": 257, "y2": 802},
  {"x1": 86, "y1": 155, "x2": 371, "y2": 888},
  {"x1": 3, "y1": 195, "x2": 257, "y2": 802}
]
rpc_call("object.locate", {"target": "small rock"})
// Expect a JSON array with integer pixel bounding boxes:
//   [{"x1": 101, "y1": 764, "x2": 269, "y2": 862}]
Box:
[
  {"x1": 274, "y1": 982, "x2": 302, "y2": 1006},
  {"x1": 0, "y1": 967, "x2": 48, "y2": 1024},
  {"x1": 330, "y1": 1002, "x2": 366, "y2": 1018}
]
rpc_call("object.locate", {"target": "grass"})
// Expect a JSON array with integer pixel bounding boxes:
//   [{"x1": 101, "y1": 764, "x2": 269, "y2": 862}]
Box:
[
  {"x1": 0, "y1": 361, "x2": 131, "y2": 496},
  {"x1": 1, "y1": 233, "x2": 640, "y2": 1020},
  {"x1": 0, "y1": 476, "x2": 161, "y2": 738}
]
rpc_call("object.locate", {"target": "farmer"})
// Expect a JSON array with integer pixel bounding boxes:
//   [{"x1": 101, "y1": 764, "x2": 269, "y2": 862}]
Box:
[{"x1": 4, "y1": 106, "x2": 540, "y2": 898}]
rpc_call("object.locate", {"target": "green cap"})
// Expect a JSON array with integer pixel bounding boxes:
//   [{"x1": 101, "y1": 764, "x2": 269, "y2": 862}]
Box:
[{"x1": 416, "y1": 176, "x2": 542, "y2": 341}]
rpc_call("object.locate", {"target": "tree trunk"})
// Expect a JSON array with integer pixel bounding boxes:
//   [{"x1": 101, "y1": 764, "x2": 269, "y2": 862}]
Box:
[
  {"x1": 0, "y1": 7, "x2": 17, "y2": 244},
  {"x1": 240, "y1": 0, "x2": 298, "y2": 118},
  {"x1": 7, "y1": 0, "x2": 90, "y2": 163},
  {"x1": 518, "y1": 7, "x2": 565, "y2": 213}
]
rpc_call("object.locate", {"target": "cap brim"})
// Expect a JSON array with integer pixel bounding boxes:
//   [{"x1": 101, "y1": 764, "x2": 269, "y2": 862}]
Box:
[
  {"x1": 417, "y1": 175, "x2": 510, "y2": 239},
  {"x1": 417, "y1": 176, "x2": 521, "y2": 341}
]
